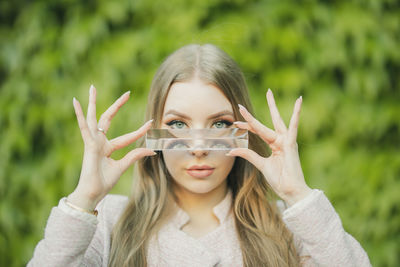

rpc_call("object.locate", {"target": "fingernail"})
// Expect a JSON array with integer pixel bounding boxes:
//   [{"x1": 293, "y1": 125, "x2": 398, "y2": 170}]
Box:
[
  {"x1": 120, "y1": 91, "x2": 131, "y2": 100},
  {"x1": 238, "y1": 104, "x2": 246, "y2": 111},
  {"x1": 225, "y1": 152, "x2": 232, "y2": 156},
  {"x1": 299, "y1": 96, "x2": 303, "y2": 101},
  {"x1": 268, "y1": 88, "x2": 272, "y2": 93},
  {"x1": 147, "y1": 119, "x2": 154, "y2": 125},
  {"x1": 151, "y1": 151, "x2": 157, "y2": 156},
  {"x1": 73, "y1": 97, "x2": 76, "y2": 104}
]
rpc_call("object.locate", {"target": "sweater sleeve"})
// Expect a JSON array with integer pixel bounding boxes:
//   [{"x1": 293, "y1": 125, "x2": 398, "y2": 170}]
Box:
[
  {"x1": 27, "y1": 197, "x2": 103, "y2": 267},
  {"x1": 282, "y1": 189, "x2": 371, "y2": 267}
]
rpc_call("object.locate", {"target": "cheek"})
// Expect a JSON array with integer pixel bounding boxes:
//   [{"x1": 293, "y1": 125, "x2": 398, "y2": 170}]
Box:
[
  {"x1": 162, "y1": 151, "x2": 184, "y2": 178},
  {"x1": 218, "y1": 156, "x2": 236, "y2": 177}
]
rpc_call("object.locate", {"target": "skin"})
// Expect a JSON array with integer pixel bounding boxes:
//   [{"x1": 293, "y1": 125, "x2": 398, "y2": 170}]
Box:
[
  {"x1": 67, "y1": 80, "x2": 311, "y2": 238},
  {"x1": 229, "y1": 89, "x2": 312, "y2": 206},
  {"x1": 161, "y1": 80, "x2": 236, "y2": 237},
  {"x1": 67, "y1": 86, "x2": 155, "y2": 211}
]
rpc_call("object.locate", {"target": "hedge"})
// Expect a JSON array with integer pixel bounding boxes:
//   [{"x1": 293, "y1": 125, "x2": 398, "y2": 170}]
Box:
[{"x1": 1, "y1": 0, "x2": 399, "y2": 266}]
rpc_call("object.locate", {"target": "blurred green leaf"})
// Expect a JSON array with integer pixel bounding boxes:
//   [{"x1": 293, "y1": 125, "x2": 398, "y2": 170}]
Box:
[{"x1": 0, "y1": 0, "x2": 399, "y2": 266}]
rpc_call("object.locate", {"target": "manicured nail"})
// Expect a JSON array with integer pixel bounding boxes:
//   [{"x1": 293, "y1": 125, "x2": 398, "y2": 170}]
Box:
[
  {"x1": 120, "y1": 91, "x2": 130, "y2": 99},
  {"x1": 90, "y1": 85, "x2": 96, "y2": 96},
  {"x1": 238, "y1": 104, "x2": 246, "y2": 111}
]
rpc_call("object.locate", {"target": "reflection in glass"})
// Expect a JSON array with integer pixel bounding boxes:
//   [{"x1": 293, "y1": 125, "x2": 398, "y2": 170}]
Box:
[{"x1": 145, "y1": 128, "x2": 248, "y2": 151}]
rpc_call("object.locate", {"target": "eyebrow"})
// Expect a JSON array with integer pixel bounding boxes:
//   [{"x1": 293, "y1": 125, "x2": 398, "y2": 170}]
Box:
[{"x1": 164, "y1": 109, "x2": 234, "y2": 120}]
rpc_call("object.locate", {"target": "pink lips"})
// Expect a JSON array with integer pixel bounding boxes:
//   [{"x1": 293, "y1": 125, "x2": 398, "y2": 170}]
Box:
[{"x1": 186, "y1": 165, "x2": 215, "y2": 178}]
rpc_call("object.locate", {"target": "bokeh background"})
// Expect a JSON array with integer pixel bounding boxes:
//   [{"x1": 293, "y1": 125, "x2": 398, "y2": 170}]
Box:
[{"x1": 1, "y1": 0, "x2": 399, "y2": 266}]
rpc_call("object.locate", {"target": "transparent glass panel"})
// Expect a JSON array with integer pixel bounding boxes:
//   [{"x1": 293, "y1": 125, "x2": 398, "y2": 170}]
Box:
[{"x1": 145, "y1": 128, "x2": 248, "y2": 151}]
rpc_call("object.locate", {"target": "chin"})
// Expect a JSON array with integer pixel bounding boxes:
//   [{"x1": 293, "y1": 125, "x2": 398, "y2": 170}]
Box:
[
  {"x1": 179, "y1": 178, "x2": 226, "y2": 195},
  {"x1": 187, "y1": 186, "x2": 217, "y2": 195}
]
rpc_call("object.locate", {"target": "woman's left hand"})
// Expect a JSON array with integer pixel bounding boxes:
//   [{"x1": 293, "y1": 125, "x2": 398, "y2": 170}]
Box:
[{"x1": 228, "y1": 89, "x2": 312, "y2": 206}]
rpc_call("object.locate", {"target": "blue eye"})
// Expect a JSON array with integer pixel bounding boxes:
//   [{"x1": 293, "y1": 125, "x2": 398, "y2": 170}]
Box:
[
  {"x1": 212, "y1": 120, "x2": 233, "y2": 129},
  {"x1": 166, "y1": 120, "x2": 186, "y2": 129}
]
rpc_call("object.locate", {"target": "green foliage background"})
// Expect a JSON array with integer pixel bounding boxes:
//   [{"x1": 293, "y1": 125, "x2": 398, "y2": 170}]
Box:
[{"x1": 1, "y1": 0, "x2": 399, "y2": 266}]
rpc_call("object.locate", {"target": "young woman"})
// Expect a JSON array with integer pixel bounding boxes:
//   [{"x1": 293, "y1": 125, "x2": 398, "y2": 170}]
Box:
[{"x1": 28, "y1": 44, "x2": 371, "y2": 266}]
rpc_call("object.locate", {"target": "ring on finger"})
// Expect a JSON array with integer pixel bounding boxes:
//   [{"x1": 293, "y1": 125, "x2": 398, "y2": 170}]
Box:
[{"x1": 97, "y1": 127, "x2": 106, "y2": 134}]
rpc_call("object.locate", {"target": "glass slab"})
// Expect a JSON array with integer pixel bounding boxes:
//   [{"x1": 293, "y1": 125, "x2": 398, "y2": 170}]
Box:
[{"x1": 145, "y1": 128, "x2": 248, "y2": 151}]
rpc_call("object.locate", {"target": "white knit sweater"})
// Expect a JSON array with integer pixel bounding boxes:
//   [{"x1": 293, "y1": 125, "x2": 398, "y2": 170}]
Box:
[{"x1": 27, "y1": 189, "x2": 371, "y2": 266}]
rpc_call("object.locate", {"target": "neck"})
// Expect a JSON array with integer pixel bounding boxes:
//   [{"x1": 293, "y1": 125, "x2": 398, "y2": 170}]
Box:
[{"x1": 173, "y1": 182, "x2": 228, "y2": 217}]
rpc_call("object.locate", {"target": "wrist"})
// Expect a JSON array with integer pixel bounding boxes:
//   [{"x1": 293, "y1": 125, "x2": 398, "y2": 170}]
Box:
[
  {"x1": 65, "y1": 198, "x2": 98, "y2": 216},
  {"x1": 281, "y1": 186, "x2": 313, "y2": 207},
  {"x1": 67, "y1": 190, "x2": 99, "y2": 212}
]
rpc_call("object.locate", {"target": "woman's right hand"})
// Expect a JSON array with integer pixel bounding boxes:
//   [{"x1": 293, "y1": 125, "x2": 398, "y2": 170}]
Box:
[{"x1": 67, "y1": 85, "x2": 155, "y2": 212}]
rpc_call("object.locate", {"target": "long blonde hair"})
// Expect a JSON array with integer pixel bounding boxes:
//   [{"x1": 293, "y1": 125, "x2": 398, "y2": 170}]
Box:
[{"x1": 109, "y1": 44, "x2": 300, "y2": 266}]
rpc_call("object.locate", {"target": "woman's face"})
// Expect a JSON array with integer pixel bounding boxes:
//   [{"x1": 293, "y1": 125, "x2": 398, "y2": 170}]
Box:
[{"x1": 161, "y1": 79, "x2": 236, "y2": 196}]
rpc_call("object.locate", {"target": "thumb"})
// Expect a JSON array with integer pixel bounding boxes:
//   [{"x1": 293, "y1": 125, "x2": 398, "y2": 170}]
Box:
[{"x1": 227, "y1": 148, "x2": 265, "y2": 171}]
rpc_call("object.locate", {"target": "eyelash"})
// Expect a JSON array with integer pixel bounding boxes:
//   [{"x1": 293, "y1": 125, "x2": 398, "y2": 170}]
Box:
[
  {"x1": 165, "y1": 119, "x2": 233, "y2": 128},
  {"x1": 213, "y1": 120, "x2": 233, "y2": 128},
  {"x1": 165, "y1": 120, "x2": 185, "y2": 128}
]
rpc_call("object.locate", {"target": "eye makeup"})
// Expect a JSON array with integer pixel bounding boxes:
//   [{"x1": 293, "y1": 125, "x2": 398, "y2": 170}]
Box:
[
  {"x1": 163, "y1": 116, "x2": 234, "y2": 129},
  {"x1": 211, "y1": 119, "x2": 233, "y2": 128},
  {"x1": 166, "y1": 120, "x2": 187, "y2": 129}
]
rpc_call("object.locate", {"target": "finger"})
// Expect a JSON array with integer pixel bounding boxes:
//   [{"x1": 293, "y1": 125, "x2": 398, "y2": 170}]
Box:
[
  {"x1": 266, "y1": 89, "x2": 287, "y2": 133},
  {"x1": 109, "y1": 119, "x2": 153, "y2": 154},
  {"x1": 118, "y1": 148, "x2": 156, "y2": 174},
  {"x1": 233, "y1": 121, "x2": 252, "y2": 131},
  {"x1": 237, "y1": 104, "x2": 277, "y2": 143},
  {"x1": 86, "y1": 85, "x2": 98, "y2": 133},
  {"x1": 73, "y1": 97, "x2": 92, "y2": 142},
  {"x1": 234, "y1": 120, "x2": 276, "y2": 138},
  {"x1": 288, "y1": 96, "x2": 302, "y2": 143},
  {"x1": 233, "y1": 121, "x2": 276, "y2": 143},
  {"x1": 98, "y1": 91, "x2": 131, "y2": 133},
  {"x1": 226, "y1": 148, "x2": 265, "y2": 171}
]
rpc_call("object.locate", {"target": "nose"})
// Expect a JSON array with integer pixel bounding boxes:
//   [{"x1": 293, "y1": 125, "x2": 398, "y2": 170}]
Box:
[
  {"x1": 190, "y1": 148, "x2": 209, "y2": 157},
  {"x1": 189, "y1": 135, "x2": 209, "y2": 157}
]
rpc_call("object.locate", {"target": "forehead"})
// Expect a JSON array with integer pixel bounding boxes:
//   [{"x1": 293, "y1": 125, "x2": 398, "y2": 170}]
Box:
[{"x1": 163, "y1": 80, "x2": 232, "y2": 116}]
